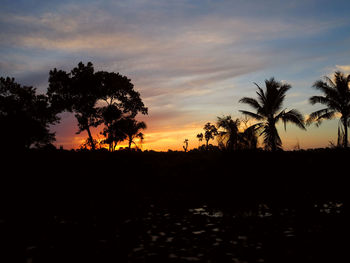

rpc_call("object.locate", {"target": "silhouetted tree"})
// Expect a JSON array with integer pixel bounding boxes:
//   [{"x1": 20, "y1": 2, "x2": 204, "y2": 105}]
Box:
[
  {"x1": 48, "y1": 62, "x2": 148, "y2": 150},
  {"x1": 96, "y1": 71, "x2": 147, "y2": 150},
  {"x1": 307, "y1": 71, "x2": 350, "y2": 148},
  {"x1": 217, "y1": 116, "x2": 259, "y2": 151},
  {"x1": 239, "y1": 78, "x2": 306, "y2": 151},
  {"x1": 217, "y1": 116, "x2": 240, "y2": 151},
  {"x1": 48, "y1": 62, "x2": 101, "y2": 150},
  {"x1": 196, "y1": 133, "x2": 203, "y2": 146},
  {"x1": 183, "y1": 139, "x2": 189, "y2": 152},
  {"x1": 96, "y1": 71, "x2": 148, "y2": 119},
  {"x1": 240, "y1": 121, "x2": 259, "y2": 150},
  {"x1": 79, "y1": 138, "x2": 100, "y2": 151},
  {"x1": 101, "y1": 118, "x2": 127, "y2": 151},
  {"x1": 0, "y1": 77, "x2": 58, "y2": 149},
  {"x1": 203, "y1": 122, "x2": 218, "y2": 149},
  {"x1": 121, "y1": 117, "x2": 147, "y2": 150}
]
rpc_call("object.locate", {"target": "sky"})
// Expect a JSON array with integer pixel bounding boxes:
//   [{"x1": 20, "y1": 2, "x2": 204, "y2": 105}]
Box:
[{"x1": 1, "y1": 0, "x2": 350, "y2": 150}]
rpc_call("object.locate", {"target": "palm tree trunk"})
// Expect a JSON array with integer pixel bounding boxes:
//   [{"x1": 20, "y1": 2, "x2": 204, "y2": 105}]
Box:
[
  {"x1": 268, "y1": 119, "x2": 277, "y2": 152},
  {"x1": 343, "y1": 117, "x2": 348, "y2": 148}
]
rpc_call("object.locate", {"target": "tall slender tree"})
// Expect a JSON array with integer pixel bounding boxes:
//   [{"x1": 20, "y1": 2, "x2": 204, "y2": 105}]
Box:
[
  {"x1": 183, "y1": 139, "x2": 189, "y2": 152},
  {"x1": 239, "y1": 78, "x2": 306, "y2": 151},
  {"x1": 307, "y1": 71, "x2": 350, "y2": 148},
  {"x1": 203, "y1": 122, "x2": 218, "y2": 149}
]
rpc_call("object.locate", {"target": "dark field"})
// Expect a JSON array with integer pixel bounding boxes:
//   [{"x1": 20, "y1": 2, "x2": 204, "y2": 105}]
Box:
[{"x1": 0, "y1": 149, "x2": 347, "y2": 262}]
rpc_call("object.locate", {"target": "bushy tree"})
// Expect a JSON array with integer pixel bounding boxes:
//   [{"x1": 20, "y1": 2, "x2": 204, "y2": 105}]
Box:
[
  {"x1": 0, "y1": 77, "x2": 58, "y2": 149},
  {"x1": 101, "y1": 118, "x2": 128, "y2": 152},
  {"x1": 48, "y1": 62, "x2": 101, "y2": 150},
  {"x1": 47, "y1": 62, "x2": 148, "y2": 150},
  {"x1": 96, "y1": 71, "x2": 147, "y2": 151}
]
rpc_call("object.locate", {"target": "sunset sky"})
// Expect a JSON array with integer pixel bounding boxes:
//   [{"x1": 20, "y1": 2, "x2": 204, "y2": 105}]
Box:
[{"x1": 1, "y1": 0, "x2": 350, "y2": 150}]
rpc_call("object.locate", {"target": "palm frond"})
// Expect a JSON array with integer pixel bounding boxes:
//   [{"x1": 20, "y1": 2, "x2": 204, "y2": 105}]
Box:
[
  {"x1": 307, "y1": 108, "x2": 336, "y2": 126},
  {"x1": 239, "y1": 97, "x2": 262, "y2": 111},
  {"x1": 323, "y1": 76, "x2": 336, "y2": 89},
  {"x1": 281, "y1": 109, "x2": 306, "y2": 130},
  {"x1": 243, "y1": 122, "x2": 263, "y2": 138},
  {"x1": 312, "y1": 80, "x2": 338, "y2": 99},
  {"x1": 309, "y1": 95, "x2": 331, "y2": 105},
  {"x1": 239, "y1": 110, "x2": 264, "y2": 121},
  {"x1": 255, "y1": 85, "x2": 267, "y2": 107}
]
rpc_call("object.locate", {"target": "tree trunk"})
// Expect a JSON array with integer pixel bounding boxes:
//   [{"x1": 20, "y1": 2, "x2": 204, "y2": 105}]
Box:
[
  {"x1": 128, "y1": 139, "x2": 132, "y2": 150},
  {"x1": 343, "y1": 117, "x2": 348, "y2": 148},
  {"x1": 86, "y1": 126, "x2": 96, "y2": 151},
  {"x1": 269, "y1": 119, "x2": 278, "y2": 152}
]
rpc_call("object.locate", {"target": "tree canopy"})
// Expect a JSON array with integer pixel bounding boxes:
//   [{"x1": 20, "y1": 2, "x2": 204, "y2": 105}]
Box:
[
  {"x1": 0, "y1": 77, "x2": 58, "y2": 149},
  {"x1": 47, "y1": 62, "x2": 148, "y2": 150}
]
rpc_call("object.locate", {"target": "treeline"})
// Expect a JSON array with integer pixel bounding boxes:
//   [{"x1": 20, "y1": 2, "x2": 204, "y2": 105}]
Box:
[
  {"x1": 190, "y1": 73, "x2": 350, "y2": 151},
  {"x1": 1, "y1": 63, "x2": 349, "y2": 152},
  {"x1": 0, "y1": 62, "x2": 148, "y2": 151}
]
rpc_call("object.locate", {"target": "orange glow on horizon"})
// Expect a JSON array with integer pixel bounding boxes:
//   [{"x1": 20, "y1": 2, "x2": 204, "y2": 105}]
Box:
[{"x1": 54, "y1": 116, "x2": 340, "y2": 151}]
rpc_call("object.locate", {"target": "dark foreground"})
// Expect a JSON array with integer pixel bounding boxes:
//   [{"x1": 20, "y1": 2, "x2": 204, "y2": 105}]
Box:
[{"x1": 0, "y1": 149, "x2": 347, "y2": 262}]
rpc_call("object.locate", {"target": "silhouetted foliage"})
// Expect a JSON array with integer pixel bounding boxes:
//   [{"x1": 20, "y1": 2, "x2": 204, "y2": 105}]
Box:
[
  {"x1": 216, "y1": 116, "x2": 259, "y2": 151},
  {"x1": 122, "y1": 117, "x2": 146, "y2": 150},
  {"x1": 101, "y1": 117, "x2": 128, "y2": 151},
  {"x1": 47, "y1": 62, "x2": 148, "y2": 150},
  {"x1": 183, "y1": 139, "x2": 189, "y2": 152},
  {"x1": 0, "y1": 77, "x2": 58, "y2": 149},
  {"x1": 201, "y1": 122, "x2": 218, "y2": 149},
  {"x1": 48, "y1": 62, "x2": 101, "y2": 150},
  {"x1": 96, "y1": 71, "x2": 148, "y2": 117},
  {"x1": 307, "y1": 71, "x2": 350, "y2": 148},
  {"x1": 196, "y1": 133, "x2": 204, "y2": 146},
  {"x1": 239, "y1": 78, "x2": 306, "y2": 151},
  {"x1": 79, "y1": 137, "x2": 100, "y2": 151}
]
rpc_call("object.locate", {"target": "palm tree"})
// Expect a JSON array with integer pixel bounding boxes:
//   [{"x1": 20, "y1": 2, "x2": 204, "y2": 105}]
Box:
[
  {"x1": 217, "y1": 116, "x2": 240, "y2": 151},
  {"x1": 307, "y1": 71, "x2": 350, "y2": 148},
  {"x1": 239, "y1": 77, "x2": 306, "y2": 151},
  {"x1": 122, "y1": 118, "x2": 147, "y2": 150},
  {"x1": 240, "y1": 118, "x2": 259, "y2": 150},
  {"x1": 217, "y1": 116, "x2": 259, "y2": 151},
  {"x1": 203, "y1": 122, "x2": 218, "y2": 149}
]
